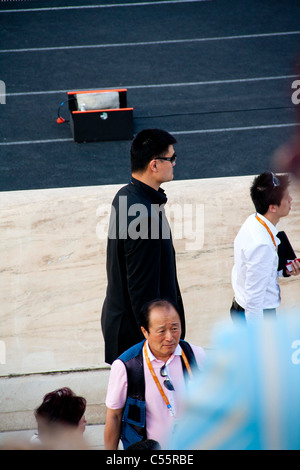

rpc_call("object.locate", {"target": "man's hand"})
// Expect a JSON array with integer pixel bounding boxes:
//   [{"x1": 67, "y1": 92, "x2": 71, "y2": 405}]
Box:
[{"x1": 288, "y1": 259, "x2": 300, "y2": 276}]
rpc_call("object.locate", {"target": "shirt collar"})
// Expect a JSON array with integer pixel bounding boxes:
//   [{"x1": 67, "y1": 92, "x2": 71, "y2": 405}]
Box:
[
  {"x1": 145, "y1": 340, "x2": 182, "y2": 364},
  {"x1": 130, "y1": 176, "x2": 167, "y2": 204}
]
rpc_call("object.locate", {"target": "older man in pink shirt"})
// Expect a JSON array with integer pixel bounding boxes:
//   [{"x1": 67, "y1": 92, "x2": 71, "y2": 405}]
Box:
[{"x1": 104, "y1": 299, "x2": 206, "y2": 450}]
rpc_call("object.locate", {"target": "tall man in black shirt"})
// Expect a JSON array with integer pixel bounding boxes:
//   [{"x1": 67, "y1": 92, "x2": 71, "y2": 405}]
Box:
[{"x1": 101, "y1": 129, "x2": 185, "y2": 364}]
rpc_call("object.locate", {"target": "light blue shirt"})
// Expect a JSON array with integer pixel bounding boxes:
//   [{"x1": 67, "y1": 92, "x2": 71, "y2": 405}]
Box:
[{"x1": 168, "y1": 314, "x2": 300, "y2": 450}]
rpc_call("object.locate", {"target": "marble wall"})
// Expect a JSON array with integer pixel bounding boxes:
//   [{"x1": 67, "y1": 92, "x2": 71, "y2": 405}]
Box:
[{"x1": 1, "y1": 176, "x2": 300, "y2": 378}]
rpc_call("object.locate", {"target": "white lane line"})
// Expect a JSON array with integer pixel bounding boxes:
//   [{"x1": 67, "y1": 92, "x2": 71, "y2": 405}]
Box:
[
  {"x1": 171, "y1": 123, "x2": 300, "y2": 135},
  {"x1": 5, "y1": 74, "x2": 299, "y2": 98},
  {"x1": 1, "y1": 123, "x2": 299, "y2": 146},
  {"x1": 0, "y1": 0, "x2": 210, "y2": 14},
  {"x1": 1, "y1": 31, "x2": 299, "y2": 54},
  {"x1": 0, "y1": 138, "x2": 74, "y2": 146}
]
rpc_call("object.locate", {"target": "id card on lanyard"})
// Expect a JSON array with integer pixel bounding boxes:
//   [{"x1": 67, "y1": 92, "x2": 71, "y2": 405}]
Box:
[{"x1": 143, "y1": 342, "x2": 176, "y2": 417}]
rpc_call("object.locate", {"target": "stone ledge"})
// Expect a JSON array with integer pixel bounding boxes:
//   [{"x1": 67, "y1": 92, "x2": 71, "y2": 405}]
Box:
[
  {"x1": 1, "y1": 176, "x2": 299, "y2": 435},
  {"x1": 0, "y1": 368, "x2": 110, "y2": 432}
]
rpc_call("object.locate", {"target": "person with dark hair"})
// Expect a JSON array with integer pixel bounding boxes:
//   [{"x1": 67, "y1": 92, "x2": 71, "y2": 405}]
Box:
[
  {"x1": 231, "y1": 171, "x2": 300, "y2": 323},
  {"x1": 101, "y1": 129, "x2": 185, "y2": 365},
  {"x1": 104, "y1": 300, "x2": 205, "y2": 450},
  {"x1": 250, "y1": 172, "x2": 290, "y2": 215},
  {"x1": 32, "y1": 387, "x2": 87, "y2": 448}
]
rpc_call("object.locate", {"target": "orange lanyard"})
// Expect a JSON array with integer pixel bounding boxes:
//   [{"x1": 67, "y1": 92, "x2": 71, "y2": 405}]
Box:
[
  {"x1": 255, "y1": 214, "x2": 277, "y2": 251},
  {"x1": 143, "y1": 341, "x2": 193, "y2": 415}
]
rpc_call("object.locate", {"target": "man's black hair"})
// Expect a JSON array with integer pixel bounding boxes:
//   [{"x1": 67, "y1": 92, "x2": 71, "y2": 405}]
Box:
[
  {"x1": 138, "y1": 298, "x2": 179, "y2": 332},
  {"x1": 250, "y1": 172, "x2": 290, "y2": 215},
  {"x1": 130, "y1": 128, "x2": 177, "y2": 173}
]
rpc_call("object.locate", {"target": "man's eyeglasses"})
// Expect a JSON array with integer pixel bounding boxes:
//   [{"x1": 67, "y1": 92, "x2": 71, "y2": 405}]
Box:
[
  {"x1": 155, "y1": 153, "x2": 177, "y2": 164},
  {"x1": 160, "y1": 365, "x2": 175, "y2": 391},
  {"x1": 258, "y1": 172, "x2": 280, "y2": 192},
  {"x1": 271, "y1": 172, "x2": 280, "y2": 187}
]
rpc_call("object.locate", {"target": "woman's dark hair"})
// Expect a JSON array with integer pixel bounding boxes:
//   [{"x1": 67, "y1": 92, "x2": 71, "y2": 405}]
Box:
[
  {"x1": 34, "y1": 387, "x2": 86, "y2": 427},
  {"x1": 250, "y1": 172, "x2": 290, "y2": 215},
  {"x1": 130, "y1": 128, "x2": 177, "y2": 173},
  {"x1": 139, "y1": 298, "x2": 179, "y2": 332}
]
